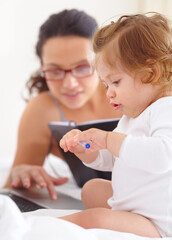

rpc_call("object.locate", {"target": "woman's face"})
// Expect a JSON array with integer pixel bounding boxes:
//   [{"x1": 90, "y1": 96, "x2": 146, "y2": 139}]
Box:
[{"x1": 41, "y1": 36, "x2": 99, "y2": 109}]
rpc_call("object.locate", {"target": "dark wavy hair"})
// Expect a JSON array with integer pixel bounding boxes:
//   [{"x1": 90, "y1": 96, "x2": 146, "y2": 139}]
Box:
[{"x1": 26, "y1": 9, "x2": 98, "y2": 99}]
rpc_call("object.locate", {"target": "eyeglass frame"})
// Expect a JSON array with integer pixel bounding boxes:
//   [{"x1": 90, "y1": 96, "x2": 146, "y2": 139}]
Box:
[{"x1": 40, "y1": 64, "x2": 94, "y2": 81}]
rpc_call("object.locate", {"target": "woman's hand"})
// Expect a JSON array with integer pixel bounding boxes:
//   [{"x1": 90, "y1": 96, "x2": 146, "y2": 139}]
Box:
[
  {"x1": 60, "y1": 128, "x2": 108, "y2": 154},
  {"x1": 5, "y1": 164, "x2": 68, "y2": 200}
]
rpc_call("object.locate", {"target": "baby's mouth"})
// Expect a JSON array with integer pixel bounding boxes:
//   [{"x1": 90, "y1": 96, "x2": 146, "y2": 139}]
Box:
[{"x1": 111, "y1": 103, "x2": 121, "y2": 110}]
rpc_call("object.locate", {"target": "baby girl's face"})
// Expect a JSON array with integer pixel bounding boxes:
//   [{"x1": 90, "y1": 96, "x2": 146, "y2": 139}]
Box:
[{"x1": 97, "y1": 56, "x2": 160, "y2": 118}]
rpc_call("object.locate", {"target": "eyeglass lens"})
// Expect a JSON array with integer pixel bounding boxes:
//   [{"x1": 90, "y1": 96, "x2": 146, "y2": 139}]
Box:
[{"x1": 42, "y1": 65, "x2": 92, "y2": 81}]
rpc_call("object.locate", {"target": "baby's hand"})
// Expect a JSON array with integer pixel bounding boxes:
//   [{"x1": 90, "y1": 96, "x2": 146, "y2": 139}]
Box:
[
  {"x1": 60, "y1": 128, "x2": 108, "y2": 154},
  {"x1": 60, "y1": 129, "x2": 86, "y2": 154}
]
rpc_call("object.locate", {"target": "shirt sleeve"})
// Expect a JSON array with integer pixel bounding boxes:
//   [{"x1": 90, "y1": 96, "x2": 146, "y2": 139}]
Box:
[
  {"x1": 119, "y1": 101, "x2": 172, "y2": 174},
  {"x1": 84, "y1": 149, "x2": 115, "y2": 171}
]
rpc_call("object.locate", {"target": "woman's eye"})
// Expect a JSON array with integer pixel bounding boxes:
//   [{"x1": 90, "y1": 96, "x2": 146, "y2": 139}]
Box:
[{"x1": 52, "y1": 70, "x2": 62, "y2": 75}]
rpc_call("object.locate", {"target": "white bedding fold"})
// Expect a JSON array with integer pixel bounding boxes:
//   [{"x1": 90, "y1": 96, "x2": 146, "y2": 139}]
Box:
[{"x1": 0, "y1": 195, "x2": 171, "y2": 240}]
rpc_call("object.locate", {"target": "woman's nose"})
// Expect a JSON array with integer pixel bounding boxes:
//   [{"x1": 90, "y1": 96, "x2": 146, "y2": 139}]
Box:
[{"x1": 62, "y1": 72, "x2": 79, "y2": 89}]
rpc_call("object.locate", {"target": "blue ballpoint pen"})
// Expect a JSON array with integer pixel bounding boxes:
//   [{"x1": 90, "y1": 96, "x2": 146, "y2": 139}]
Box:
[{"x1": 78, "y1": 141, "x2": 90, "y2": 149}]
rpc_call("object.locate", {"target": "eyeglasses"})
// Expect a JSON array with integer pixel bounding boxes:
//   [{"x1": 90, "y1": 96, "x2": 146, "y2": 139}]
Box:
[{"x1": 40, "y1": 64, "x2": 93, "y2": 81}]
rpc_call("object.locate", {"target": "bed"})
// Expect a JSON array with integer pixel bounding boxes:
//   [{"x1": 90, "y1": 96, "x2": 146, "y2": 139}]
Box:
[
  {"x1": 1, "y1": 194, "x2": 170, "y2": 240},
  {"x1": 0, "y1": 156, "x2": 171, "y2": 240}
]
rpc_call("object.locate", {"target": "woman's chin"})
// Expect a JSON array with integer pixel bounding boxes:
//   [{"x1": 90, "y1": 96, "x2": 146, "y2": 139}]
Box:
[{"x1": 62, "y1": 99, "x2": 87, "y2": 110}]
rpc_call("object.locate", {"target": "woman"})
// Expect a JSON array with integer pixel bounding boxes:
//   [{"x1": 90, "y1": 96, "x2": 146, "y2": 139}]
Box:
[{"x1": 5, "y1": 9, "x2": 121, "y2": 200}]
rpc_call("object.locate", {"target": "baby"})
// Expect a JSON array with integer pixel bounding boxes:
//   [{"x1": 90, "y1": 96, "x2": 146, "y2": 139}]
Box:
[{"x1": 60, "y1": 12, "x2": 172, "y2": 238}]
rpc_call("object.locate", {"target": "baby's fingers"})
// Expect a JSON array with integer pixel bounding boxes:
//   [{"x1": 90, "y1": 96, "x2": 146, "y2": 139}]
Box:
[
  {"x1": 60, "y1": 129, "x2": 82, "y2": 150},
  {"x1": 59, "y1": 138, "x2": 69, "y2": 152}
]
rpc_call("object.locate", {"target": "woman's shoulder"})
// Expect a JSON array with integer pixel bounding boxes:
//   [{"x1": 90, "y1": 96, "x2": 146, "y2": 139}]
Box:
[
  {"x1": 27, "y1": 91, "x2": 51, "y2": 104},
  {"x1": 26, "y1": 91, "x2": 57, "y2": 110},
  {"x1": 23, "y1": 91, "x2": 61, "y2": 121}
]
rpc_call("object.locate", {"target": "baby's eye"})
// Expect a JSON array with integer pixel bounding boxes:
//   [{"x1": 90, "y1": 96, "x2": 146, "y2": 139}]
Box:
[{"x1": 112, "y1": 79, "x2": 120, "y2": 86}]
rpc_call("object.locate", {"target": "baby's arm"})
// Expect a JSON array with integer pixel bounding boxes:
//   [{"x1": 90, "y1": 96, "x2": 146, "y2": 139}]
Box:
[
  {"x1": 106, "y1": 131, "x2": 127, "y2": 157},
  {"x1": 60, "y1": 128, "x2": 127, "y2": 163}
]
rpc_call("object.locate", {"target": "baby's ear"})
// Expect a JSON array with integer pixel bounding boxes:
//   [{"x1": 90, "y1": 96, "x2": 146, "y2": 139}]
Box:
[{"x1": 146, "y1": 60, "x2": 161, "y2": 84}]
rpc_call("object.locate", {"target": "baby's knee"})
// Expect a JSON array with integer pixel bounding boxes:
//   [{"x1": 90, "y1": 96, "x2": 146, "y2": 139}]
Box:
[{"x1": 81, "y1": 178, "x2": 101, "y2": 208}]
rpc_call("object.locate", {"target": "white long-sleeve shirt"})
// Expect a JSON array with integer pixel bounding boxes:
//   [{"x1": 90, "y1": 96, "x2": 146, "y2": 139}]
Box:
[{"x1": 85, "y1": 96, "x2": 172, "y2": 237}]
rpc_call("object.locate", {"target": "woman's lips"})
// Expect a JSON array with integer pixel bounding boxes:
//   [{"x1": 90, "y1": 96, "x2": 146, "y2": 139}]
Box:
[
  {"x1": 62, "y1": 91, "x2": 83, "y2": 99},
  {"x1": 111, "y1": 103, "x2": 121, "y2": 110}
]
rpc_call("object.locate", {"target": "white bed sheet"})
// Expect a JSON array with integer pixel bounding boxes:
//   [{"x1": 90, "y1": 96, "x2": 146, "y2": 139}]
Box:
[{"x1": 1, "y1": 195, "x2": 172, "y2": 240}]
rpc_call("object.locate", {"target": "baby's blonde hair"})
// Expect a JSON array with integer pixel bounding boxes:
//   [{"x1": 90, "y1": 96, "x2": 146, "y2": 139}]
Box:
[{"x1": 93, "y1": 12, "x2": 172, "y2": 94}]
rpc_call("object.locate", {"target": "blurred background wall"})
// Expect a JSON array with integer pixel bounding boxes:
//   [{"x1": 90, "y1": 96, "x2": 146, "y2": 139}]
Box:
[{"x1": 0, "y1": 0, "x2": 172, "y2": 165}]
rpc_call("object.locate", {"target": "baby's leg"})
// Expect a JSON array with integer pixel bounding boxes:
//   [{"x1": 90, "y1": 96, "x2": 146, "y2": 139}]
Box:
[
  {"x1": 81, "y1": 178, "x2": 112, "y2": 208},
  {"x1": 60, "y1": 208, "x2": 161, "y2": 238}
]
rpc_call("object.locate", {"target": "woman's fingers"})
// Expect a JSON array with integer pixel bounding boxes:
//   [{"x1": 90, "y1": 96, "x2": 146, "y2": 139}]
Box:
[
  {"x1": 46, "y1": 181, "x2": 58, "y2": 200},
  {"x1": 39, "y1": 171, "x2": 68, "y2": 200},
  {"x1": 52, "y1": 177, "x2": 68, "y2": 186},
  {"x1": 11, "y1": 175, "x2": 22, "y2": 188},
  {"x1": 9, "y1": 165, "x2": 69, "y2": 200},
  {"x1": 12, "y1": 172, "x2": 31, "y2": 189},
  {"x1": 20, "y1": 173, "x2": 32, "y2": 188},
  {"x1": 30, "y1": 170, "x2": 47, "y2": 188}
]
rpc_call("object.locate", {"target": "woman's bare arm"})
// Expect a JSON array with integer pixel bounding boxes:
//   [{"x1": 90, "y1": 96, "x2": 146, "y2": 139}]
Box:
[{"x1": 5, "y1": 93, "x2": 68, "y2": 199}]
